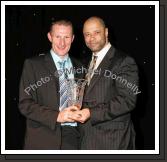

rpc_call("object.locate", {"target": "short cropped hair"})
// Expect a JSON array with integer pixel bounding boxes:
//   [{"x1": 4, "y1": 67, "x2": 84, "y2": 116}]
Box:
[{"x1": 49, "y1": 19, "x2": 74, "y2": 34}]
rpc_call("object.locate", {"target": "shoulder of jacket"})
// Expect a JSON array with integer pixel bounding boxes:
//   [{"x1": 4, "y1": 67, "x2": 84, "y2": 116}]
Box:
[
  {"x1": 111, "y1": 48, "x2": 137, "y2": 69},
  {"x1": 115, "y1": 48, "x2": 135, "y2": 61},
  {"x1": 25, "y1": 53, "x2": 48, "y2": 63}
]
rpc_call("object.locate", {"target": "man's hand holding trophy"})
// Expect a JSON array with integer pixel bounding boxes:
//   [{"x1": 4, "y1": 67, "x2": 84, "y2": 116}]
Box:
[{"x1": 66, "y1": 78, "x2": 90, "y2": 123}]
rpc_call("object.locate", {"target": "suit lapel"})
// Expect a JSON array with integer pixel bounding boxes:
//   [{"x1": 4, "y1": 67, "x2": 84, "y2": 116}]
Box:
[
  {"x1": 70, "y1": 57, "x2": 85, "y2": 79},
  {"x1": 85, "y1": 46, "x2": 116, "y2": 95},
  {"x1": 43, "y1": 52, "x2": 59, "y2": 89},
  {"x1": 70, "y1": 57, "x2": 78, "y2": 78}
]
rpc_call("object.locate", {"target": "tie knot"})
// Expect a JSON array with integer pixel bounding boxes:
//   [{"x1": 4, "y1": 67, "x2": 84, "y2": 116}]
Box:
[
  {"x1": 93, "y1": 55, "x2": 98, "y2": 62},
  {"x1": 58, "y1": 60, "x2": 66, "y2": 69}
]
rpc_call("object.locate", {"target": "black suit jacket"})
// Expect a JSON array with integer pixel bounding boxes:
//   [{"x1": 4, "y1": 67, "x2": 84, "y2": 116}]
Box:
[
  {"x1": 80, "y1": 46, "x2": 139, "y2": 150},
  {"x1": 19, "y1": 52, "x2": 84, "y2": 149}
]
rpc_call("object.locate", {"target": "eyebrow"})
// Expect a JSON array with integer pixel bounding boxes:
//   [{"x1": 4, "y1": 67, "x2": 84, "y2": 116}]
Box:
[{"x1": 84, "y1": 30, "x2": 101, "y2": 34}]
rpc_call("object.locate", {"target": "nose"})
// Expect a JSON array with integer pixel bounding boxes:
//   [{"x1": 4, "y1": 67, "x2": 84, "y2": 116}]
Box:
[
  {"x1": 60, "y1": 38, "x2": 65, "y2": 47},
  {"x1": 90, "y1": 34, "x2": 95, "y2": 41}
]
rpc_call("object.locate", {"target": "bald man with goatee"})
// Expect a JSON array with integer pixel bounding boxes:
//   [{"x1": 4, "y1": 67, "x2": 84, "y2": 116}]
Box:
[{"x1": 72, "y1": 16, "x2": 139, "y2": 150}]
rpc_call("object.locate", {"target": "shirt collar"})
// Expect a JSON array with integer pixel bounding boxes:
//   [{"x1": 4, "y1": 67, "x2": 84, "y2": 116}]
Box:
[{"x1": 50, "y1": 49, "x2": 69, "y2": 64}]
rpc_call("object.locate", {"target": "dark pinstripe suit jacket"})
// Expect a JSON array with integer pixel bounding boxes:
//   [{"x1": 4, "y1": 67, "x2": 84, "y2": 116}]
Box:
[
  {"x1": 19, "y1": 52, "x2": 83, "y2": 149},
  {"x1": 80, "y1": 46, "x2": 139, "y2": 150}
]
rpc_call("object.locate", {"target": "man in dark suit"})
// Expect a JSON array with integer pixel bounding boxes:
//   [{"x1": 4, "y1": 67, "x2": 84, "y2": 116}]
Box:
[
  {"x1": 72, "y1": 16, "x2": 139, "y2": 149},
  {"x1": 19, "y1": 19, "x2": 83, "y2": 150}
]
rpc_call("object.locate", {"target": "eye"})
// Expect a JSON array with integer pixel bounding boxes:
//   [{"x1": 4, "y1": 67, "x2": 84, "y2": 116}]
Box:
[
  {"x1": 85, "y1": 33, "x2": 90, "y2": 37},
  {"x1": 94, "y1": 31, "x2": 100, "y2": 35}
]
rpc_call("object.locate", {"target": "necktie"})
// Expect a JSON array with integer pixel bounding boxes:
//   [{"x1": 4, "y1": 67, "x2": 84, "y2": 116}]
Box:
[
  {"x1": 58, "y1": 60, "x2": 68, "y2": 111},
  {"x1": 85, "y1": 55, "x2": 98, "y2": 85}
]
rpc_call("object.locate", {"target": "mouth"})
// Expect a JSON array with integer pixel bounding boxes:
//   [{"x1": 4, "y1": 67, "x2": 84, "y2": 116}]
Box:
[
  {"x1": 89, "y1": 43, "x2": 97, "y2": 47},
  {"x1": 58, "y1": 46, "x2": 66, "y2": 50}
]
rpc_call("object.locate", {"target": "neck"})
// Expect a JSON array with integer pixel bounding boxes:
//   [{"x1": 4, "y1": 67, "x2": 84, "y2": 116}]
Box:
[
  {"x1": 59, "y1": 55, "x2": 67, "y2": 60},
  {"x1": 94, "y1": 42, "x2": 109, "y2": 55}
]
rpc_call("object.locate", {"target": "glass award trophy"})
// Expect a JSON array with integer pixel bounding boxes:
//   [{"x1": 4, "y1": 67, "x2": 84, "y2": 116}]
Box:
[{"x1": 67, "y1": 78, "x2": 87, "y2": 109}]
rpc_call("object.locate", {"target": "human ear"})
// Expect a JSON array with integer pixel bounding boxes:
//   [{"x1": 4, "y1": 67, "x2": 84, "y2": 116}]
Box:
[{"x1": 47, "y1": 32, "x2": 52, "y2": 42}]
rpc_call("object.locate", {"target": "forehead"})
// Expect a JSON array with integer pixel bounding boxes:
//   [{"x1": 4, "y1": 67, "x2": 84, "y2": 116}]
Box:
[
  {"x1": 51, "y1": 24, "x2": 73, "y2": 33},
  {"x1": 83, "y1": 19, "x2": 104, "y2": 32}
]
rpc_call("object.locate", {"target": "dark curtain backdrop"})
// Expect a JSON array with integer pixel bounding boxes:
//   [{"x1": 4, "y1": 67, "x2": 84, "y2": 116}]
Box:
[{"x1": 5, "y1": 5, "x2": 155, "y2": 150}]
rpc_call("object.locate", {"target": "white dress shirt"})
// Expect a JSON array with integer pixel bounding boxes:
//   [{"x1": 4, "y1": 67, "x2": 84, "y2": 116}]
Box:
[{"x1": 89, "y1": 42, "x2": 111, "y2": 78}]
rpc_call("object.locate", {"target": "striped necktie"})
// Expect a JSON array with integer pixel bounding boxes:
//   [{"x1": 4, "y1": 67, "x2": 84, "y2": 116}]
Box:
[
  {"x1": 85, "y1": 55, "x2": 98, "y2": 85},
  {"x1": 58, "y1": 60, "x2": 68, "y2": 111}
]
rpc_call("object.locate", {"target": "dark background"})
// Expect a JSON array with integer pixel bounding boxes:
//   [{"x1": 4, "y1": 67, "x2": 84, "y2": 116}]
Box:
[{"x1": 5, "y1": 5, "x2": 155, "y2": 150}]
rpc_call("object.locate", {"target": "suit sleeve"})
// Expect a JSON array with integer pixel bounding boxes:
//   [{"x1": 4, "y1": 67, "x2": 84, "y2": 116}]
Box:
[
  {"x1": 90, "y1": 56, "x2": 139, "y2": 125},
  {"x1": 19, "y1": 59, "x2": 59, "y2": 130}
]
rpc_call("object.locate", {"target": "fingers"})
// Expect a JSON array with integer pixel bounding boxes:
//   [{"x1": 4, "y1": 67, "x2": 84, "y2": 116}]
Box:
[
  {"x1": 68, "y1": 112, "x2": 82, "y2": 120},
  {"x1": 63, "y1": 110, "x2": 81, "y2": 122},
  {"x1": 57, "y1": 110, "x2": 76, "y2": 123},
  {"x1": 69, "y1": 112, "x2": 85, "y2": 123},
  {"x1": 63, "y1": 113, "x2": 75, "y2": 122},
  {"x1": 66, "y1": 106, "x2": 78, "y2": 111},
  {"x1": 69, "y1": 109, "x2": 89, "y2": 123},
  {"x1": 58, "y1": 108, "x2": 89, "y2": 123},
  {"x1": 73, "y1": 117, "x2": 85, "y2": 123}
]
